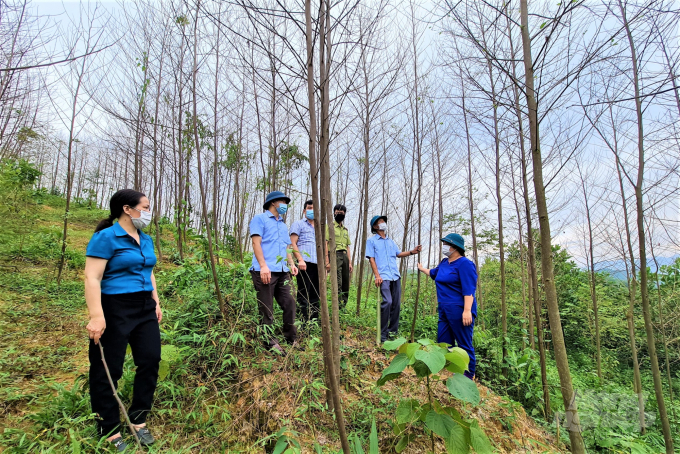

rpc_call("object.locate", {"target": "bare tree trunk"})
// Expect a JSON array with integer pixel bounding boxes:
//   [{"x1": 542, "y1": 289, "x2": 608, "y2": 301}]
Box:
[
  {"x1": 57, "y1": 52, "x2": 88, "y2": 284},
  {"x1": 318, "y1": 0, "x2": 341, "y2": 385},
  {"x1": 191, "y1": 2, "x2": 225, "y2": 315},
  {"x1": 152, "y1": 40, "x2": 165, "y2": 260},
  {"x1": 648, "y1": 231, "x2": 674, "y2": 409},
  {"x1": 577, "y1": 163, "x2": 602, "y2": 380},
  {"x1": 519, "y1": 1, "x2": 583, "y2": 448},
  {"x1": 460, "y1": 73, "x2": 482, "y2": 328},
  {"x1": 303, "y1": 1, "x2": 349, "y2": 451},
  {"x1": 618, "y1": 2, "x2": 673, "y2": 450}
]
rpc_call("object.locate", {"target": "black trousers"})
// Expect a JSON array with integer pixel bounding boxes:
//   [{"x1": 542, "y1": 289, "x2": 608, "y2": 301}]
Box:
[
  {"x1": 296, "y1": 262, "x2": 320, "y2": 323},
  {"x1": 336, "y1": 250, "x2": 350, "y2": 310},
  {"x1": 380, "y1": 278, "x2": 402, "y2": 342},
  {"x1": 251, "y1": 271, "x2": 297, "y2": 347},
  {"x1": 89, "y1": 291, "x2": 161, "y2": 436}
]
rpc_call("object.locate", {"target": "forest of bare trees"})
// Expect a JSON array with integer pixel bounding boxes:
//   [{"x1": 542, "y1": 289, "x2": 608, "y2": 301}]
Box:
[{"x1": 2, "y1": 0, "x2": 680, "y2": 452}]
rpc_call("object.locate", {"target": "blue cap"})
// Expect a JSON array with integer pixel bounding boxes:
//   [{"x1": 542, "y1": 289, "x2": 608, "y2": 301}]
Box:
[
  {"x1": 441, "y1": 233, "x2": 465, "y2": 252},
  {"x1": 370, "y1": 215, "x2": 387, "y2": 233},
  {"x1": 263, "y1": 191, "x2": 291, "y2": 210}
]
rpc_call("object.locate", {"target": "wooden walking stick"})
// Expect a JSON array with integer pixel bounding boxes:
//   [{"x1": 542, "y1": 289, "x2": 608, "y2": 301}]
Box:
[{"x1": 98, "y1": 342, "x2": 143, "y2": 451}]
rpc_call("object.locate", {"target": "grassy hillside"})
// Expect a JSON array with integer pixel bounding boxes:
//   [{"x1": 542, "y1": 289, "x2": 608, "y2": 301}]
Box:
[{"x1": 0, "y1": 198, "x2": 565, "y2": 453}]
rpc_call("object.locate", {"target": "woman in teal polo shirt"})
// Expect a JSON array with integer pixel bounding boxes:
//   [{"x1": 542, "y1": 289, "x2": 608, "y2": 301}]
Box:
[{"x1": 84, "y1": 189, "x2": 161, "y2": 451}]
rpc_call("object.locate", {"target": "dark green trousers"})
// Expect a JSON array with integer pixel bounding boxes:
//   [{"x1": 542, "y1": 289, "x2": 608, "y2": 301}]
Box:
[{"x1": 336, "y1": 250, "x2": 350, "y2": 310}]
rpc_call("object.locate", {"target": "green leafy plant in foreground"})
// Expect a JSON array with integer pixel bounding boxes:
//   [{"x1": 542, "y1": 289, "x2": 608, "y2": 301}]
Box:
[{"x1": 378, "y1": 337, "x2": 493, "y2": 453}]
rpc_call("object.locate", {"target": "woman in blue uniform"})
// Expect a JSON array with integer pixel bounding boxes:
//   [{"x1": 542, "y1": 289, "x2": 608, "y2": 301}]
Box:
[
  {"x1": 84, "y1": 189, "x2": 161, "y2": 451},
  {"x1": 417, "y1": 233, "x2": 477, "y2": 379}
]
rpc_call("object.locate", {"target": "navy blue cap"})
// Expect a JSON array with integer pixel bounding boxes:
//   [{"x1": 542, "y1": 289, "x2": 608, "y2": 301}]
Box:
[
  {"x1": 370, "y1": 215, "x2": 387, "y2": 233},
  {"x1": 441, "y1": 233, "x2": 465, "y2": 252},
  {"x1": 263, "y1": 191, "x2": 291, "y2": 210}
]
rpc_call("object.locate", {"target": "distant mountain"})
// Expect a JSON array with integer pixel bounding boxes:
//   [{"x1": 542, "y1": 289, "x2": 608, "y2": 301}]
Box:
[{"x1": 597, "y1": 255, "x2": 679, "y2": 281}]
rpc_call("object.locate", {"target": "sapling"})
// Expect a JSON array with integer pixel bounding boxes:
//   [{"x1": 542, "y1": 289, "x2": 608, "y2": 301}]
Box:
[{"x1": 377, "y1": 337, "x2": 493, "y2": 454}]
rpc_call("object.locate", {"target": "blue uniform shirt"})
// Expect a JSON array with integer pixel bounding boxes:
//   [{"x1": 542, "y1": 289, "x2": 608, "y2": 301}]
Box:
[
  {"x1": 365, "y1": 234, "x2": 402, "y2": 281},
  {"x1": 429, "y1": 256, "x2": 478, "y2": 316},
  {"x1": 289, "y1": 218, "x2": 317, "y2": 264},
  {"x1": 250, "y1": 211, "x2": 291, "y2": 272},
  {"x1": 85, "y1": 222, "x2": 157, "y2": 295}
]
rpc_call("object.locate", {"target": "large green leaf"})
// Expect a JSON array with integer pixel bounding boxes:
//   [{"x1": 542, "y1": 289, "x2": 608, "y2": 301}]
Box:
[
  {"x1": 446, "y1": 374, "x2": 480, "y2": 405},
  {"x1": 377, "y1": 353, "x2": 409, "y2": 386},
  {"x1": 445, "y1": 348, "x2": 469, "y2": 374},
  {"x1": 395, "y1": 434, "x2": 414, "y2": 453},
  {"x1": 384, "y1": 337, "x2": 407, "y2": 351},
  {"x1": 396, "y1": 399, "x2": 421, "y2": 424},
  {"x1": 445, "y1": 424, "x2": 469, "y2": 454},
  {"x1": 398, "y1": 342, "x2": 421, "y2": 359},
  {"x1": 412, "y1": 360, "x2": 431, "y2": 378},
  {"x1": 469, "y1": 421, "x2": 493, "y2": 454},
  {"x1": 369, "y1": 419, "x2": 379, "y2": 454},
  {"x1": 161, "y1": 344, "x2": 181, "y2": 362},
  {"x1": 158, "y1": 359, "x2": 170, "y2": 380},
  {"x1": 425, "y1": 410, "x2": 456, "y2": 439},
  {"x1": 415, "y1": 348, "x2": 446, "y2": 374}
]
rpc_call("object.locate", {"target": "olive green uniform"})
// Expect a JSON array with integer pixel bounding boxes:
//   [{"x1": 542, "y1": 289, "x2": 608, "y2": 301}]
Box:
[{"x1": 326, "y1": 221, "x2": 351, "y2": 310}]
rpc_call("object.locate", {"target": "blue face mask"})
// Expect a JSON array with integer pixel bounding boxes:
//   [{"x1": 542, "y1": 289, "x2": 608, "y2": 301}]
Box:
[
  {"x1": 276, "y1": 203, "x2": 288, "y2": 215},
  {"x1": 306, "y1": 210, "x2": 314, "y2": 220}
]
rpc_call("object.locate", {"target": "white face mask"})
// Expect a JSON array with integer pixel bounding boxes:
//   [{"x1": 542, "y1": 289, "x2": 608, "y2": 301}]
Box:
[
  {"x1": 378, "y1": 222, "x2": 387, "y2": 232},
  {"x1": 442, "y1": 244, "x2": 452, "y2": 257},
  {"x1": 131, "y1": 208, "x2": 152, "y2": 230}
]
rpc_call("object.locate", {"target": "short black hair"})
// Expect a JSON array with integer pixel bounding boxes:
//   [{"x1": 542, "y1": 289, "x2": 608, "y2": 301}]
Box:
[
  {"x1": 304, "y1": 199, "x2": 314, "y2": 208},
  {"x1": 333, "y1": 204, "x2": 346, "y2": 213}
]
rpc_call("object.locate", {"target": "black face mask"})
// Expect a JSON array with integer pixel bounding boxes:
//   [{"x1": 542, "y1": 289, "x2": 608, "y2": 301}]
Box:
[{"x1": 334, "y1": 213, "x2": 345, "y2": 223}]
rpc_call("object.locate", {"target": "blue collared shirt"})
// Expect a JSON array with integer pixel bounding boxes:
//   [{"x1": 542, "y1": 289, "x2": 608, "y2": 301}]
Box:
[
  {"x1": 429, "y1": 257, "x2": 478, "y2": 316},
  {"x1": 249, "y1": 211, "x2": 291, "y2": 272},
  {"x1": 365, "y1": 234, "x2": 402, "y2": 281},
  {"x1": 85, "y1": 222, "x2": 157, "y2": 295},
  {"x1": 289, "y1": 218, "x2": 317, "y2": 264}
]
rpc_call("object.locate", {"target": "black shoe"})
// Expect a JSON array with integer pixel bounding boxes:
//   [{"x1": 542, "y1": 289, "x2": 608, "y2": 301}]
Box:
[
  {"x1": 133, "y1": 426, "x2": 155, "y2": 445},
  {"x1": 109, "y1": 436, "x2": 129, "y2": 452}
]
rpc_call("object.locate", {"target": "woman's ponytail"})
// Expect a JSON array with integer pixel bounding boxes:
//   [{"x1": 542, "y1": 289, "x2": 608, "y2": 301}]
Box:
[
  {"x1": 95, "y1": 214, "x2": 116, "y2": 233},
  {"x1": 94, "y1": 189, "x2": 146, "y2": 233}
]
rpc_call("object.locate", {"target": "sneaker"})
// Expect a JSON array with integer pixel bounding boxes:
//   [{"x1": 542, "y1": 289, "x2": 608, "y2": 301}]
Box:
[
  {"x1": 109, "y1": 436, "x2": 129, "y2": 452},
  {"x1": 133, "y1": 426, "x2": 155, "y2": 445}
]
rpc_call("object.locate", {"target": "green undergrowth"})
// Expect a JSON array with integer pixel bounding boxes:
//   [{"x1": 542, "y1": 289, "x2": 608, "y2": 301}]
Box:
[{"x1": 3, "y1": 188, "x2": 669, "y2": 452}]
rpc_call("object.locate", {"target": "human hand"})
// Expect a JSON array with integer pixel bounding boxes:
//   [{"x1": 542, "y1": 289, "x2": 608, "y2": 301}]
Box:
[
  {"x1": 375, "y1": 275, "x2": 383, "y2": 287},
  {"x1": 156, "y1": 303, "x2": 163, "y2": 323},
  {"x1": 260, "y1": 265, "x2": 271, "y2": 284},
  {"x1": 412, "y1": 245, "x2": 422, "y2": 254},
  {"x1": 298, "y1": 260, "x2": 307, "y2": 271},
  {"x1": 325, "y1": 262, "x2": 331, "y2": 272},
  {"x1": 290, "y1": 264, "x2": 299, "y2": 276},
  {"x1": 87, "y1": 316, "x2": 106, "y2": 344},
  {"x1": 417, "y1": 262, "x2": 426, "y2": 273},
  {"x1": 349, "y1": 262, "x2": 353, "y2": 273},
  {"x1": 462, "y1": 310, "x2": 473, "y2": 326}
]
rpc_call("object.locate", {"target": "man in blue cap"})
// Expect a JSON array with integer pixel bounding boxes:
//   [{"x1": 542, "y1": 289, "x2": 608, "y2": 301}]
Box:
[
  {"x1": 365, "y1": 215, "x2": 422, "y2": 343},
  {"x1": 250, "y1": 191, "x2": 299, "y2": 353}
]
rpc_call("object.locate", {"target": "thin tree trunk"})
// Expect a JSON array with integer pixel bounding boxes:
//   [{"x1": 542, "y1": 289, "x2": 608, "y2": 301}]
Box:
[
  {"x1": 577, "y1": 163, "x2": 602, "y2": 380},
  {"x1": 304, "y1": 1, "x2": 349, "y2": 450},
  {"x1": 619, "y1": 1, "x2": 673, "y2": 450},
  {"x1": 519, "y1": 1, "x2": 583, "y2": 447},
  {"x1": 191, "y1": 3, "x2": 225, "y2": 315},
  {"x1": 57, "y1": 54, "x2": 88, "y2": 284}
]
